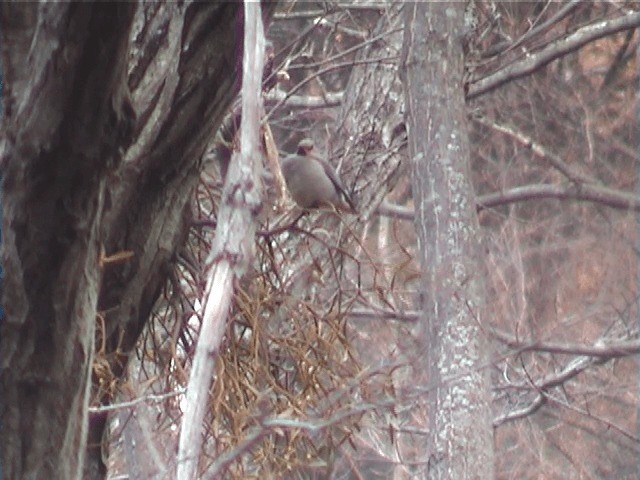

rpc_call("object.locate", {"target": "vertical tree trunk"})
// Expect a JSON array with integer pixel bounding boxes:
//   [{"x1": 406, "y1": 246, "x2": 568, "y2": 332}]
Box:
[
  {"x1": 401, "y1": 3, "x2": 495, "y2": 478},
  {"x1": 0, "y1": 4, "x2": 136, "y2": 478},
  {"x1": 635, "y1": 33, "x2": 640, "y2": 480}
]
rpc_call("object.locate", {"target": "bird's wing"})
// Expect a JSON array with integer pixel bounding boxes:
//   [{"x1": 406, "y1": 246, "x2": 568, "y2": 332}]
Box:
[{"x1": 312, "y1": 155, "x2": 356, "y2": 211}]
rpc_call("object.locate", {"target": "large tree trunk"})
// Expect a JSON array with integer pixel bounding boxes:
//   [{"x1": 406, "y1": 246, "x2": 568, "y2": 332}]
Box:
[
  {"x1": 0, "y1": 3, "x2": 276, "y2": 478},
  {"x1": 0, "y1": 4, "x2": 136, "y2": 478},
  {"x1": 401, "y1": 3, "x2": 495, "y2": 478}
]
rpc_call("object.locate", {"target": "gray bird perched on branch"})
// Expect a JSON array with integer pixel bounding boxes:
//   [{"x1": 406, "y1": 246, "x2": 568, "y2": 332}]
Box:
[{"x1": 280, "y1": 139, "x2": 356, "y2": 213}]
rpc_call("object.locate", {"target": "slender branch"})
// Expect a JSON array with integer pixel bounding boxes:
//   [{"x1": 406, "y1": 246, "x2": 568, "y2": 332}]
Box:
[
  {"x1": 263, "y1": 90, "x2": 343, "y2": 109},
  {"x1": 88, "y1": 389, "x2": 185, "y2": 414},
  {"x1": 377, "y1": 181, "x2": 640, "y2": 223},
  {"x1": 478, "y1": 183, "x2": 640, "y2": 212},
  {"x1": 475, "y1": 116, "x2": 594, "y2": 184},
  {"x1": 483, "y1": 0, "x2": 583, "y2": 58},
  {"x1": 492, "y1": 330, "x2": 640, "y2": 358},
  {"x1": 265, "y1": 56, "x2": 396, "y2": 121},
  {"x1": 494, "y1": 333, "x2": 640, "y2": 426},
  {"x1": 494, "y1": 356, "x2": 598, "y2": 426},
  {"x1": 202, "y1": 425, "x2": 268, "y2": 479},
  {"x1": 493, "y1": 393, "x2": 546, "y2": 426},
  {"x1": 348, "y1": 308, "x2": 419, "y2": 322},
  {"x1": 469, "y1": 12, "x2": 640, "y2": 99},
  {"x1": 546, "y1": 391, "x2": 640, "y2": 444},
  {"x1": 288, "y1": 27, "x2": 401, "y2": 71},
  {"x1": 375, "y1": 200, "x2": 414, "y2": 221},
  {"x1": 203, "y1": 386, "x2": 398, "y2": 478}
]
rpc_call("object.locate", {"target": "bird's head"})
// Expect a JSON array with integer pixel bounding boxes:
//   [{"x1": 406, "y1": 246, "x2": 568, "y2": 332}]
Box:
[{"x1": 296, "y1": 138, "x2": 315, "y2": 156}]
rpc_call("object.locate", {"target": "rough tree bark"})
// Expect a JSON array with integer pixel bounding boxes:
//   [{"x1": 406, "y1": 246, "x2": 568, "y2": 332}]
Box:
[
  {"x1": 401, "y1": 3, "x2": 495, "y2": 478},
  {"x1": 0, "y1": 3, "x2": 276, "y2": 479},
  {"x1": 0, "y1": 4, "x2": 136, "y2": 478}
]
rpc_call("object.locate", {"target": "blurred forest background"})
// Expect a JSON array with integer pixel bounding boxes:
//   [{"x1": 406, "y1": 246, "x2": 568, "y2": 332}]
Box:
[{"x1": 3, "y1": 1, "x2": 640, "y2": 479}]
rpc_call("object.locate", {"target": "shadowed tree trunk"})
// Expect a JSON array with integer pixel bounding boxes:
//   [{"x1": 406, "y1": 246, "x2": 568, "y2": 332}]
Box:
[
  {"x1": 0, "y1": 5, "x2": 136, "y2": 478},
  {"x1": 0, "y1": 3, "x2": 276, "y2": 478}
]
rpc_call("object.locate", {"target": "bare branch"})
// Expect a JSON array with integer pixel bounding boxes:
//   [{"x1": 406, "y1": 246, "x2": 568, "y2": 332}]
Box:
[
  {"x1": 88, "y1": 389, "x2": 185, "y2": 415},
  {"x1": 264, "y1": 90, "x2": 343, "y2": 109},
  {"x1": 469, "y1": 11, "x2": 640, "y2": 99},
  {"x1": 377, "y1": 182, "x2": 640, "y2": 222},
  {"x1": 348, "y1": 308, "x2": 419, "y2": 322},
  {"x1": 475, "y1": 116, "x2": 594, "y2": 184},
  {"x1": 494, "y1": 334, "x2": 640, "y2": 426},
  {"x1": 493, "y1": 393, "x2": 546, "y2": 426},
  {"x1": 177, "y1": 3, "x2": 265, "y2": 479},
  {"x1": 494, "y1": 356, "x2": 597, "y2": 426},
  {"x1": 478, "y1": 183, "x2": 640, "y2": 212},
  {"x1": 375, "y1": 200, "x2": 414, "y2": 221},
  {"x1": 203, "y1": 399, "x2": 399, "y2": 478},
  {"x1": 266, "y1": 56, "x2": 396, "y2": 121},
  {"x1": 493, "y1": 331, "x2": 640, "y2": 359},
  {"x1": 483, "y1": 0, "x2": 583, "y2": 58}
]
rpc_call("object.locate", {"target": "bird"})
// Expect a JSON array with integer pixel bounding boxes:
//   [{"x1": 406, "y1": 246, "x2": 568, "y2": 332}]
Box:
[{"x1": 280, "y1": 139, "x2": 356, "y2": 213}]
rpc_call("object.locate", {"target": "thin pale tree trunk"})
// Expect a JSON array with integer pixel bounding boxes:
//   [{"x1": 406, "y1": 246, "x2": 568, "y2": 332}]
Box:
[
  {"x1": 177, "y1": 2, "x2": 266, "y2": 478},
  {"x1": 401, "y1": 3, "x2": 495, "y2": 478}
]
